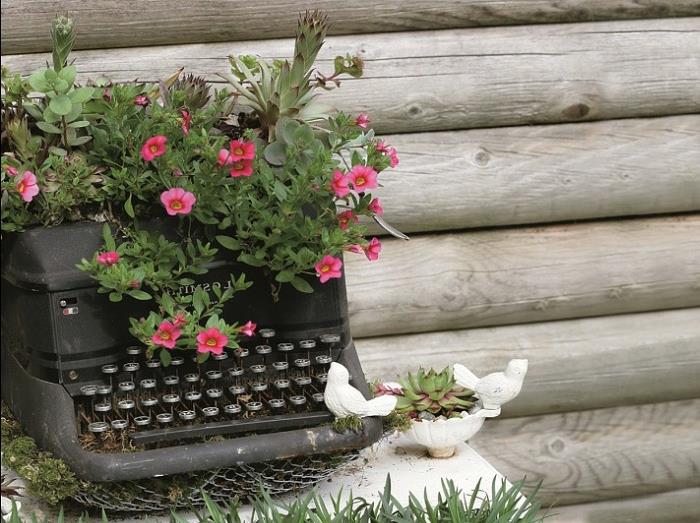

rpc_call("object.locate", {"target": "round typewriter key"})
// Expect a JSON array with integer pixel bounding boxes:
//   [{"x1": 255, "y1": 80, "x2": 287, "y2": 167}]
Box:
[
  {"x1": 179, "y1": 410, "x2": 197, "y2": 421},
  {"x1": 277, "y1": 342, "x2": 294, "y2": 352},
  {"x1": 156, "y1": 412, "x2": 174, "y2": 424},
  {"x1": 140, "y1": 378, "x2": 156, "y2": 389},
  {"x1": 118, "y1": 399, "x2": 135, "y2": 411},
  {"x1": 95, "y1": 402, "x2": 112, "y2": 413},
  {"x1": 274, "y1": 378, "x2": 290, "y2": 389},
  {"x1": 251, "y1": 382, "x2": 268, "y2": 392},
  {"x1": 205, "y1": 370, "x2": 223, "y2": 380},
  {"x1": 101, "y1": 364, "x2": 118, "y2": 374},
  {"x1": 89, "y1": 421, "x2": 109, "y2": 433},
  {"x1": 141, "y1": 397, "x2": 159, "y2": 407},
  {"x1": 316, "y1": 372, "x2": 328, "y2": 384},
  {"x1": 206, "y1": 388, "x2": 223, "y2": 399},
  {"x1": 97, "y1": 384, "x2": 113, "y2": 395},
  {"x1": 80, "y1": 385, "x2": 97, "y2": 396},
  {"x1": 315, "y1": 355, "x2": 333, "y2": 365},
  {"x1": 185, "y1": 391, "x2": 202, "y2": 402},
  {"x1": 289, "y1": 395, "x2": 307, "y2": 406},
  {"x1": 145, "y1": 359, "x2": 161, "y2": 368},
  {"x1": 228, "y1": 385, "x2": 246, "y2": 396},
  {"x1": 185, "y1": 373, "x2": 200, "y2": 383},
  {"x1": 294, "y1": 358, "x2": 311, "y2": 368},
  {"x1": 295, "y1": 376, "x2": 312, "y2": 387},
  {"x1": 320, "y1": 333, "x2": 341, "y2": 344},
  {"x1": 224, "y1": 403, "x2": 242, "y2": 415},
  {"x1": 212, "y1": 352, "x2": 229, "y2": 361},
  {"x1": 202, "y1": 406, "x2": 220, "y2": 417},
  {"x1": 126, "y1": 346, "x2": 143, "y2": 356},
  {"x1": 299, "y1": 339, "x2": 316, "y2": 350},
  {"x1": 250, "y1": 364, "x2": 266, "y2": 374},
  {"x1": 119, "y1": 381, "x2": 135, "y2": 392},
  {"x1": 134, "y1": 415, "x2": 151, "y2": 427},
  {"x1": 312, "y1": 392, "x2": 325, "y2": 404},
  {"x1": 171, "y1": 356, "x2": 185, "y2": 366},
  {"x1": 272, "y1": 361, "x2": 289, "y2": 371},
  {"x1": 162, "y1": 393, "x2": 180, "y2": 404},
  {"x1": 163, "y1": 375, "x2": 179, "y2": 387},
  {"x1": 123, "y1": 362, "x2": 140, "y2": 373},
  {"x1": 246, "y1": 401, "x2": 263, "y2": 412},
  {"x1": 228, "y1": 366, "x2": 244, "y2": 377},
  {"x1": 255, "y1": 344, "x2": 272, "y2": 355},
  {"x1": 111, "y1": 419, "x2": 128, "y2": 430},
  {"x1": 259, "y1": 328, "x2": 276, "y2": 339},
  {"x1": 235, "y1": 347, "x2": 250, "y2": 358},
  {"x1": 269, "y1": 398, "x2": 285, "y2": 410}
]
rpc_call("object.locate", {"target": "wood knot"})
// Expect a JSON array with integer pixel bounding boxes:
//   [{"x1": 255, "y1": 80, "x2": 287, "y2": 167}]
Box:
[
  {"x1": 535, "y1": 299, "x2": 550, "y2": 311},
  {"x1": 562, "y1": 103, "x2": 590, "y2": 119},
  {"x1": 407, "y1": 105, "x2": 422, "y2": 117},
  {"x1": 474, "y1": 149, "x2": 490, "y2": 166},
  {"x1": 608, "y1": 288, "x2": 623, "y2": 299}
]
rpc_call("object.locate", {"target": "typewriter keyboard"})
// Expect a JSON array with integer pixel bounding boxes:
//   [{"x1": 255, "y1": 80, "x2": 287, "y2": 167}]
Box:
[{"x1": 75, "y1": 329, "x2": 343, "y2": 451}]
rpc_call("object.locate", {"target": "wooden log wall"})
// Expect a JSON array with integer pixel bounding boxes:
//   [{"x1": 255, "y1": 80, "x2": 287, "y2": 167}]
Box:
[{"x1": 2, "y1": 0, "x2": 699, "y2": 517}]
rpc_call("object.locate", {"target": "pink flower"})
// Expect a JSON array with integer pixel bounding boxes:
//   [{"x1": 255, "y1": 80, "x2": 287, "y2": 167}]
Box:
[
  {"x1": 134, "y1": 95, "x2": 150, "y2": 107},
  {"x1": 102, "y1": 88, "x2": 112, "y2": 101},
  {"x1": 315, "y1": 255, "x2": 343, "y2": 284},
  {"x1": 240, "y1": 320, "x2": 257, "y2": 337},
  {"x1": 230, "y1": 159, "x2": 254, "y2": 177},
  {"x1": 160, "y1": 187, "x2": 196, "y2": 216},
  {"x1": 346, "y1": 244, "x2": 364, "y2": 255},
  {"x1": 152, "y1": 321, "x2": 181, "y2": 350},
  {"x1": 337, "y1": 210, "x2": 358, "y2": 230},
  {"x1": 348, "y1": 165, "x2": 378, "y2": 192},
  {"x1": 4, "y1": 166, "x2": 18, "y2": 177},
  {"x1": 217, "y1": 149, "x2": 234, "y2": 167},
  {"x1": 96, "y1": 251, "x2": 120, "y2": 267},
  {"x1": 364, "y1": 237, "x2": 382, "y2": 261},
  {"x1": 376, "y1": 141, "x2": 399, "y2": 168},
  {"x1": 180, "y1": 110, "x2": 192, "y2": 136},
  {"x1": 375, "y1": 140, "x2": 390, "y2": 153},
  {"x1": 141, "y1": 135, "x2": 167, "y2": 162},
  {"x1": 331, "y1": 170, "x2": 350, "y2": 198},
  {"x1": 368, "y1": 197, "x2": 384, "y2": 216},
  {"x1": 355, "y1": 113, "x2": 370, "y2": 128},
  {"x1": 16, "y1": 171, "x2": 39, "y2": 203},
  {"x1": 196, "y1": 327, "x2": 228, "y2": 355},
  {"x1": 172, "y1": 311, "x2": 187, "y2": 328},
  {"x1": 374, "y1": 382, "x2": 403, "y2": 396},
  {"x1": 228, "y1": 140, "x2": 256, "y2": 161}
]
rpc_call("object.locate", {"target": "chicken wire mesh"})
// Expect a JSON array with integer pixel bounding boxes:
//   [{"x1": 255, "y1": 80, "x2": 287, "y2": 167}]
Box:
[{"x1": 70, "y1": 451, "x2": 359, "y2": 513}]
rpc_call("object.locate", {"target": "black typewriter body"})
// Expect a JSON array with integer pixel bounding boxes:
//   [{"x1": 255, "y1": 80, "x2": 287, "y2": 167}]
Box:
[{"x1": 1, "y1": 222, "x2": 381, "y2": 482}]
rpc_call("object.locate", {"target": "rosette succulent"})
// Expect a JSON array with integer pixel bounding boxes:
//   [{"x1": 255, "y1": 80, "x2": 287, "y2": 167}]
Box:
[{"x1": 395, "y1": 367, "x2": 475, "y2": 419}]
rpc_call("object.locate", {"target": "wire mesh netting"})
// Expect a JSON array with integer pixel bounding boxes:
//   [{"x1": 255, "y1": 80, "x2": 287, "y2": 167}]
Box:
[{"x1": 70, "y1": 451, "x2": 359, "y2": 513}]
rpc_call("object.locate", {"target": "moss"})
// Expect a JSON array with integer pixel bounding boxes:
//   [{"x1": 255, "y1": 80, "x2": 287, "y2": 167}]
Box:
[
  {"x1": 2, "y1": 436, "x2": 39, "y2": 470},
  {"x1": 17, "y1": 452, "x2": 80, "y2": 505},
  {"x1": 382, "y1": 411, "x2": 412, "y2": 434},
  {"x1": 1, "y1": 403, "x2": 23, "y2": 441},
  {"x1": 332, "y1": 415, "x2": 364, "y2": 433}
]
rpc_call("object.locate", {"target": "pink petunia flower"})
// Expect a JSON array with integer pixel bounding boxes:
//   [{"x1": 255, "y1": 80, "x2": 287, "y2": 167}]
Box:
[
  {"x1": 141, "y1": 135, "x2": 168, "y2": 162},
  {"x1": 364, "y1": 237, "x2": 382, "y2": 261},
  {"x1": 331, "y1": 170, "x2": 350, "y2": 198},
  {"x1": 151, "y1": 321, "x2": 181, "y2": 350},
  {"x1": 134, "y1": 95, "x2": 150, "y2": 107},
  {"x1": 217, "y1": 149, "x2": 234, "y2": 167},
  {"x1": 240, "y1": 320, "x2": 257, "y2": 337},
  {"x1": 180, "y1": 110, "x2": 192, "y2": 136},
  {"x1": 355, "y1": 113, "x2": 370, "y2": 128},
  {"x1": 337, "y1": 210, "x2": 358, "y2": 230},
  {"x1": 348, "y1": 165, "x2": 378, "y2": 192},
  {"x1": 368, "y1": 197, "x2": 384, "y2": 216},
  {"x1": 172, "y1": 311, "x2": 187, "y2": 327},
  {"x1": 346, "y1": 244, "x2": 364, "y2": 255},
  {"x1": 386, "y1": 147, "x2": 400, "y2": 168},
  {"x1": 228, "y1": 140, "x2": 256, "y2": 161},
  {"x1": 375, "y1": 140, "x2": 390, "y2": 153},
  {"x1": 315, "y1": 255, "x2": 343, "y2": 284},
  {"x1": 16, "y1": 171, "x2": 39, "y2": 203},
  {"x1": 96, "y1": 251, "x2": 120, "y2": 267},
  {"x1": 196, "y1": 327, "x2": 228, "y2": 355},
  {"x1": 230, "y1": 159, "x2": 254, "y2": 177},
  {"x1": 160, "y1": 187, "x2": 196, "y2": 216},
  {"x1": 4, "y1": 166, "x2": 19, "y2": 177}
]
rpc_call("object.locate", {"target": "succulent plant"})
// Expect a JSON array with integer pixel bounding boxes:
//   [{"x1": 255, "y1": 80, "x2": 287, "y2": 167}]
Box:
[
  {"x1": 395, "y1": 367, "x2": 475, "y2": 418},
  {"x1": 170, "y1": 73, "x2": 212, "y2": 111}
]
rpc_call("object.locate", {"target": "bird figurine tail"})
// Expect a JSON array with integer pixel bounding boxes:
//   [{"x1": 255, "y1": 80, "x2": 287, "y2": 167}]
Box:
[
  {"x1": 453, "y1": 363, "x2": 479, "y2": 390},
  {"x1": 363, "y1": 395, "x2": 398, "y2": 417}
]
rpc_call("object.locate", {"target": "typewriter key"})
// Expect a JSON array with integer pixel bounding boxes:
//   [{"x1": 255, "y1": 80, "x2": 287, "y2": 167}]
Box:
[
  {"x1": 206, "y1": 388, "x2": 224, "y2": 402},
  {"x1": 255, "y1": 344, "x2": 272, "y2": 355},
  {"x1": 320, "y1": 333, "x2": 341, "y2": 357},
  {"x1": 95, "y1": 401, "x2": 112, "y2": 422},
  {"x1": 96, "y1": 384, "x2": 113, "y2": 396},
  {"x1": 259, "y1": 328, "x2": 276, "y2": 340},
  {"x1": 185, "y1": 372, "x2": 200, "y2": 383},
  {"x1": 289, "y1": 395, "x2": 307, "y2": 407},
  {"x1": 123, "y1": 362, "x2": 140, "y2": 381},
  {"x1": 185, "y1": 391, "x2": 203, "y2": 402},
  {"x1": 139, "y1": 378, "x2": 156, "y2": 390},
  {"x1": 141, "y1": 396, "x2": 159, "y2": 408},
  {"x1": 145, "y1": 359, "x2": 161, "y2": 368},
  {"x1": 228, "y1": 385, "x2": 246, "y2": 396},
  {"x1": 251, "y1": 382, "x2": 268, "y2": 393},
  {"x1": 88, "y1": 421, "x2": 110, "y2": 433},
  {"x1": 162, "y1": 394, "x2": 180, "y2": 413},
  {"x1": 299, "y1": 340, "x2": 316, "y2": 358},
  {"x1": 235, "y1": 347, "x2": 249, "y2": 359},
  {"x1": 134, "y1": 415, "x2": 151, "y2": 428},
  {"x1": 119, "y1": 381, "x2": 135, "y2": 392},
  {"x1": 81, "y1": 384, "x2": 97, "y2": 396},
  {"x1": 315, "y1": 354, "x2": 333, "y2": 365},
  {"x1": 295, "y1": 376, "x2": 312, "y2": 387},
  {"x1": 163, "y1": 375, "x2": 180, "y2": 394},
  {"x1": 294, "y1": 358, "x2": 311, "y2": 368},
  {"x1": 156, "y1": 412, "x2": 174, "y2": 425},
  {"x1": 224, "y1": 403, "x2": 241, "y2": 415},
  {"x1": 205, "y1": 370, "x2": 223, "y2": 381},
  {"x1": 118, "y1": 399, "x2": 136, "y2": 411},
  {"x1": 312, "y1": 392, "x2": 325, "y2": 404},
  {"x1": 277, "y1": 342, "x2": 294, "y2": 353},
  {"x1": 212, "y1": 352, "x2": 229, "y2": 361},
  {"x1": 274, "y1": 378, "x2": 290, "y2": 390},
  {"x1": 228, "y1": 366, "x2": 244, "y2": 378},
  {"x1": 111, "y1": 419, "x2": 128, "y2": 430},
  {"x1": 269, "y1": 398, "x2": 285, "y2": 410},
  {"x1": 272, "y1": 361, "x2": 289, "y2": 372},
  {"x1": 250, "y1": 364, "x2": 266, "y2": 374},
  {"x1": 101, "y1": 363, "x2": 119, "y2": 388},
  {"x1": 246, "y1": 401, "x2": 263, "y2": 412},
  {"x1": 171, "y1": 356, "x2": 185, "y2": 367},
  {"x1": 316, "y1": 372, "x2": 329, "y2": 384},
  {"x1": 202, "y1": 406, "x2": 220, "y2": 418},
  {"x1": 178, "y1": 410, "x2": 197, "y2": 422}
]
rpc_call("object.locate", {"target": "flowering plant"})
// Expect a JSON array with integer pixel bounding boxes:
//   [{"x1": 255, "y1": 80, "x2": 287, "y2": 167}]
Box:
[{"x1": 1, "y1": 13, "x2": 402, "y2": 364}]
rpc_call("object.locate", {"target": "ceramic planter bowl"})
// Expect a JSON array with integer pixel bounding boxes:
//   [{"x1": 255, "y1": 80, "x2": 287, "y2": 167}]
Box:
[{"x1": 408, "y1": 406, "x2": 501, "y2": 458}]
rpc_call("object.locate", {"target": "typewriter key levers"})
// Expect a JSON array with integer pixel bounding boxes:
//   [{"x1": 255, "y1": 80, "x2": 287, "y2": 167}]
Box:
[{"x1": 76, "y1": 330, "x2": 344, "y2": 450}]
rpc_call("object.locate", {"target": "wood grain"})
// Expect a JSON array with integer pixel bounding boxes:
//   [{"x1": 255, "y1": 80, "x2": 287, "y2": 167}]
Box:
[
  {"x1": 345, "y1": 215, "x2": 700, "y2": 337},
  {"x1": 470, "y1": 399, "x2": 700, "y2": 505},
  {"x1": 3, "y1": 1, "x2": 700, "y2": 55},
  {"x1": 355, "y1": 308, "x2": 700, "y2": 418},
  {"x1": 547, "y1": 488, "x2": 700, "y2": 523},
  {"x1": 369, "y1": 116, "x2": 700, "y2": 234},
  {"x1": 3, "y1": 19, "x2": 699, "y2": 133}
]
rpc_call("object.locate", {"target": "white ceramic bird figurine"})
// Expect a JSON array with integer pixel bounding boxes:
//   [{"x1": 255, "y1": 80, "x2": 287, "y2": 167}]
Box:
[
  {"x1": 453, "y1": 359, "x2": 528, "y2": 410},
  {"x1": 324, "y1": 362, "x2": 397, "y2": 418}
]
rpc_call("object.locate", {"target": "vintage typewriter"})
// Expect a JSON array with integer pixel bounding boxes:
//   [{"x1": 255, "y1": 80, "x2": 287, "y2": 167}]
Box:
[{"x1": 1, "y1": 222, "x2": 382, "y2": 482}]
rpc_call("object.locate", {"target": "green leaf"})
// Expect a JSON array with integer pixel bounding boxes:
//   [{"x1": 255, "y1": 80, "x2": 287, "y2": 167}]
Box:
[
  {"x1": 216, "y1": 235, "x2": 241, "y2": 251},
  {"x1": 159, "y1": 349, "x2": 172, "y2": 367},
  {"x1": 127, "y1": 289, "x2": 152, "y2": 300},
  {"x1": 58, "y1": 65, "x2": 77, "y2": 86},
  {"x1": 67, "y1": 120, "x2": 90, "y2": 128},
  {"x1": 192, "y1": 288, "x2": 205, "y2": 314},
  {"x1": 69, "y1": 135, "x2": 92, "y2": 146},
  {"x1": 124, "y1": 194, "x2": 135, "y2": 218},
  {"x1": 196, "y1": 352, "x2": 209, "y2": 364},
  {"x1": 108, "y1": 292, "x2": 122, "y2": 302},
  {"x1": 36, "y1": 121, "x2": 63, "y2": 134},
  {"x1": 49, "y1": 94, "x2": 73, "y2": 116},
  {"x1": 43, "y1": 106, "x2": 61, "y2": 123},
  {"x1": 53, "y1": 78, "x2": 70, "y2": 94},
  {"x1": 290, "y1": 276, "x2": 314, "y2": 293},
  {"x1": 102, "y1": 223, "x2": 116, "y2": 251},
  {"x1": 263, "y1": 141, "x2": 286, "y2": 166},
  {"x1": 275, "y1": 270, "x2": 295, "y2": 283},
  {"x1": 276, "y1": 117, "x2": 300, "y2": 144},
  {"x1": 28, "y1": 70, "x2": 49, "y2": 91},
  {"x1": 238, "y1": 253, "x2": 266, "y2": 267},
  {"x1": 48, "y1": 146, "x2": 67, "y2": 156},
  {"x1": 44, "y1": 69, "x2": 59, "y2": 82},
  {"x1": 70, "y1": 86, "x2": 94, "y2": 103},
  {"x1": 64, "y1": 102, "x2": 83, "y2": 123},
  {"x1": 272, "y1": 180, "x2": 288, "y2": 202}
]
